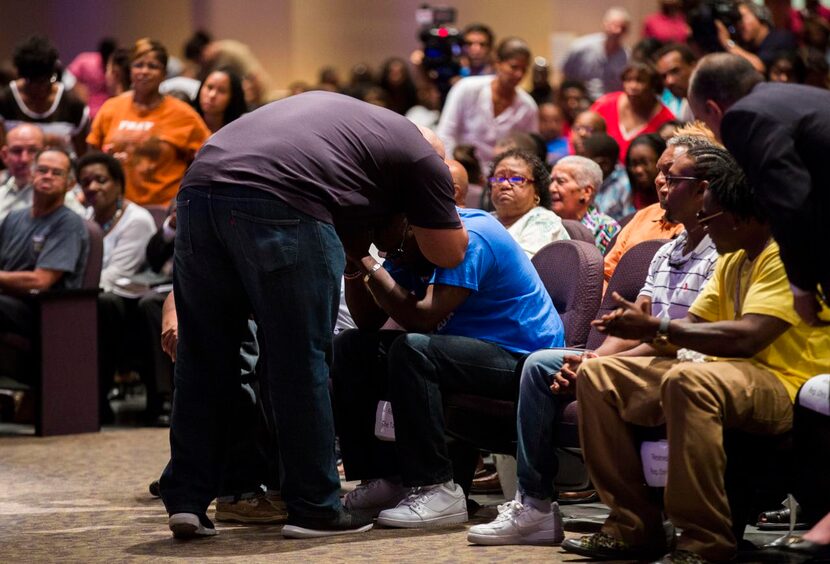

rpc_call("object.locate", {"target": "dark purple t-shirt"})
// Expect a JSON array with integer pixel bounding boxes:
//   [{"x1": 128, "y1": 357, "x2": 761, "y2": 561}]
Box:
[{"x1": 183, "y1": 91, "x2": 460, "y2": 229}]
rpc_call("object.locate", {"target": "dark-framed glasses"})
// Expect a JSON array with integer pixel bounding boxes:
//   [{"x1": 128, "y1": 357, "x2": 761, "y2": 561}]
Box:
[
  {"x1": 33, "y1": 165, "x2": 67, "y2": 178},
  {"x1": 488, "y1": 175, "x2": 534, "y2": 187}
]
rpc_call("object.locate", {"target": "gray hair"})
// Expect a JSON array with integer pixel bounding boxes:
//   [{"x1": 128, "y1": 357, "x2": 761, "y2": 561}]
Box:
[
  {"x1": 603, "y1": 7, "x2": 631, "y2": 24},
  {"x1": 667, "y1": 135, "x2": 715, "y2": 151},
  {"x1": 555, "y1": 155, "x2": 603, "y2": 189},
  {"x1": 688, "y1": 53, "x2": 763, "y2": 110}
]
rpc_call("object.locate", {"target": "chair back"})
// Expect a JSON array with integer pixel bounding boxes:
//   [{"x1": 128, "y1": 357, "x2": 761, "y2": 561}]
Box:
[
  {"x1": 531, "y1": 240, "x2": 603, "y2": 348},
  {"x1": 143, "y1": 205, "x2": 169, "y2": 230},
  {"x1": 82, "y1": 220, "x2": 104, "y2": 289},
  {"x1": 561, "y1": 219, "x2": 595, "y2": 245},
  {"x1": 586, "y1": 238, "x2": 668, "y2": 350}
]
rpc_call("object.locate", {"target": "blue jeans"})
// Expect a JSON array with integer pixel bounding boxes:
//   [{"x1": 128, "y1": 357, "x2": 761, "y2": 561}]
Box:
[
  {"x1": 160, "y1": 185, "x2": 344, "y2": 520},
  {"x1": 515, "y1": 348, "x2": 583, "y2": 501},
  {"x1": 387, "y1": 333, "x2": 522, "y2": 487}
]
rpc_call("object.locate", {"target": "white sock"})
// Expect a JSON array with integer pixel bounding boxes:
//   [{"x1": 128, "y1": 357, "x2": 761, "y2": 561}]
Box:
[{"x1": 521, "y1": 493, "x2": 552, "y2": 513}]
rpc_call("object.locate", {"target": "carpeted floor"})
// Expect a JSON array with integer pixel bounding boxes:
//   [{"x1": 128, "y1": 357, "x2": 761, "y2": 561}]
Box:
[
  {"x1": 0, "y1": 427, "x2": 601, "y2": 563},
  {"x1": 0, "y1": 426, "x2": 784, "y2": 563}
]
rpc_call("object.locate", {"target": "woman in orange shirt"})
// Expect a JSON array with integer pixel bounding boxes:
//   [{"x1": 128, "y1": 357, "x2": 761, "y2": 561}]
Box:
[{"x1": 88, "y1": 38, "x2": 210, "y2": 207}]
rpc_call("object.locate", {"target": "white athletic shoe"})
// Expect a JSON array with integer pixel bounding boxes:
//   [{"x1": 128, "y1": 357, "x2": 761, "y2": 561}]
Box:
[
  {"x1": 376, "y1": 482, "x2": 468, "y2": 528},
  {"x1": 168, "y1": 513, "x2": 218, "y2": 539},
  {"x1": 467, "y1": 500, "x2": 564, "y2": 546},
  {"x1": 343, "y1": 478, "x2": 409, "y2": 518}
]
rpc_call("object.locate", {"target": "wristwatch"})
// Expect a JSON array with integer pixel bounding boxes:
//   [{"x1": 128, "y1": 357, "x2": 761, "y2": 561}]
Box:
[{"x1": 652, "y1": 317, "x2": 671, "y2": 347}]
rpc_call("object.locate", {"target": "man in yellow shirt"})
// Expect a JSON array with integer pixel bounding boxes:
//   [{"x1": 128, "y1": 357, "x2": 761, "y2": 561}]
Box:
[{"x1": 561, "y1": 145, "x2": 830, "y2": 564}]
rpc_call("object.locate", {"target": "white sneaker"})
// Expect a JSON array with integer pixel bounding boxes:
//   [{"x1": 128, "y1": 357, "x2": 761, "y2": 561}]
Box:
[
  {"x1": 376, "y1": 482, "x2": 468, "y2": 528},
  {"x1": 343, "y1": 478, "x2": 409, "y2": 518},
  {"x1": 169, "y1": 513, "x2": 218, "y2": 539},
  {"x1": 467, "y1": 500, "x2": 564, "y2": 546}
]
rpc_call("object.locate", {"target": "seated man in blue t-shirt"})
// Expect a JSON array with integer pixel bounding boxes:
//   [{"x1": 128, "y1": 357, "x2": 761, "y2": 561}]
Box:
[{"x1": 332, "y1": 207, "x2": 563, "y2": 530}]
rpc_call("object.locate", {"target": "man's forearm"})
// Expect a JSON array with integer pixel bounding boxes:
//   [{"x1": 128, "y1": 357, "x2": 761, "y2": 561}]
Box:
[
  {"x1": 344, "y1": 265, "x2": 389, "y2": 330},
  {"x1": 0, "y1": 270, "x2": 54, "y2": 293},
  {"x1": 360, "y1": 258, "x2": 435, "y2": 333},
  {"x1": 663, "y1": 319, "x2": 773, "y2": 358}
]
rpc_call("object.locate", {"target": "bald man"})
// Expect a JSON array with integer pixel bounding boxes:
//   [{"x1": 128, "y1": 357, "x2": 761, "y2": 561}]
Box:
[
  {"x1": 0, "y1": 123, "x2": 85, "y2": 219},
  {"x1": 447, "y1": 159, "x2": 469, "y2": 207},
  {"x1": 569, "y1": 111, "x2": 607, "y2": 156},
  {"x1": 0, "y1": 123, "x2": 45, "y2": 220}
]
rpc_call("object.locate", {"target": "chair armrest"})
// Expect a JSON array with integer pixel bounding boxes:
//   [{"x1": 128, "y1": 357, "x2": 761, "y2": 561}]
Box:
[{"x1": 28, "y1": 287, "x2": 102, "y2": 301}]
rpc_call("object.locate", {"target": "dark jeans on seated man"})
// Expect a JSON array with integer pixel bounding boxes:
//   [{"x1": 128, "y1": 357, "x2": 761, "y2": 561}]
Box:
[
  {"x1": 0, "y1": 294, "x2": 36, "y2": 336},
  {"x1": 333, "y1": 329, "x2": 522, "y2": 494}
]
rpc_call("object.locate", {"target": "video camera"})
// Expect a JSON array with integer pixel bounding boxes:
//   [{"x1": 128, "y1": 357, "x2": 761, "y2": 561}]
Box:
[
  {"x1": 687, "y1": 0, "x2": 742, "y2": 54},
  {"x1": 416, "y1": 4, "x2": 462, "y2": 96}
]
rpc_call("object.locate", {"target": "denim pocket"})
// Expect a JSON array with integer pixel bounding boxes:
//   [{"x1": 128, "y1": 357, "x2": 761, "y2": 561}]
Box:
[
  {"x1": 176, "y1": 199, "x2": 194, "y2": 257},
  {"x1": 231, "y1": 209, "x2": 300, "y2": 273}
]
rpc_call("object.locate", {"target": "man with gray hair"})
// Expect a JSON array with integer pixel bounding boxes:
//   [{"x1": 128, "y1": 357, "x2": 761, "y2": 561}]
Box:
[
  {"x1": 562, "y1": 7, "x2": 631, "y2": 100},
  {"x1": 688, "y1": 52, "x2": 830, "y2": 326},
  {"x1": 468, "y1": 131, "x2": 720, "y2": 548},
  {"x1": 0, "y1": 124, "x2": 85, "y2": 220},
  {"x1": 549, "y1": 155, "x2": 619, "y2": 253}
]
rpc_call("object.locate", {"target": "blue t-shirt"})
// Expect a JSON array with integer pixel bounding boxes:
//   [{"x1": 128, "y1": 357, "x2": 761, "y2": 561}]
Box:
[{"x1": 388, "y1": 207, "x2": 564, "y2": 354}]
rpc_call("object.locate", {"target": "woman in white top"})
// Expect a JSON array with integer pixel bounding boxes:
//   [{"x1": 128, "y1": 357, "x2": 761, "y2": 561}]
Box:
[
  {"x1": 489, "y1": 149, "x2": 569, "y2": 258},
  {"x1": 78, "y1": 151, "x2": 156, "y2": 292},
  {"x1": 437, "y1": 37, "x2": 539, "y2": 173}
]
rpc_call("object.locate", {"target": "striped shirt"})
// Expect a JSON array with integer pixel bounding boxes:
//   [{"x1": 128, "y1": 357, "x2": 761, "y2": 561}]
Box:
[{"x1": 639, "y1": 231, "x2": 719, "y2": 320}]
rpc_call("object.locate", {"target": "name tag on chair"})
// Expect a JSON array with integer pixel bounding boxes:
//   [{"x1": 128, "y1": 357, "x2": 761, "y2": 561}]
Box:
[
  {"x1": 799, "y1": 374, "x2": 830, "y2": 417},
  {"x1": 641, "y1": 440, "x2": 669, "y2": 487},
  {"x1": 374, "y1": 400, "x2": 396, "y2": 441}
]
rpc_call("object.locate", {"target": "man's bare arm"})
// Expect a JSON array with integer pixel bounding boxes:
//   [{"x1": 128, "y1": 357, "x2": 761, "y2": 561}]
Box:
[{"x1": 0, "y1": 268, "x2": 63, "y2": 293}]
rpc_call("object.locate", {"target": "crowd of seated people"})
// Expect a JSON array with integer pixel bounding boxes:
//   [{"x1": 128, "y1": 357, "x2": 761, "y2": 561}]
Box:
[{"x1": 0, "y1": 1, "x2": 829, "y2": 561}]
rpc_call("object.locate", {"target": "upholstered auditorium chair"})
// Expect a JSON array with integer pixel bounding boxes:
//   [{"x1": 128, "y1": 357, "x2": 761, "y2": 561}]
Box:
[{"x1": 0, "y1": 220, "x2": 103, "y2": 436}]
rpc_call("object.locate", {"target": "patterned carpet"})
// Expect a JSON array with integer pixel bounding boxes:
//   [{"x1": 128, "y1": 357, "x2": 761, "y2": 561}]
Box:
[
  {"x1": 0, "y1": 427, "x2": 610, "y2": 563},
  {"x1": 0, "y1": 426, "x2": 784, "y2": 563}
]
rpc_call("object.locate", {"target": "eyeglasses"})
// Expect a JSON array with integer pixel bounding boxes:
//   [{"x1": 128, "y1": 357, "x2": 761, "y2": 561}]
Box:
[
  {"x1": 664, "y1": 175, "x2": 701, "y2": 188},
  {"x1": 573, "y1": 125, "x2": 594, "y2": 135},
  {"x1": 79, "y1": 175, "x2": 112, "y2": 188},
  {"x1": 696, "y1": 209, "x2": 725, "y2": 225},
  {"x1": 33, "y1": 165, "x2": 68, "y2": 178},
  {"x1": 488, "y1": 175, "x2": 534, "y2": 187}
]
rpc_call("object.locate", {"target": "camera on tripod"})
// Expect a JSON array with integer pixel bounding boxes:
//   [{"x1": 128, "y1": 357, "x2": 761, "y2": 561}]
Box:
[{"x1": 416, "y1": 4, "x2": 462, "y2": 94}]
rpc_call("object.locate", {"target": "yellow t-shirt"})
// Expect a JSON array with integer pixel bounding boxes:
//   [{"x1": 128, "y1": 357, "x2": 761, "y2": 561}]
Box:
[
  {"x1": 688, "y1": 241, "x2": 830, "y2": 400},
  {"x1": 87, "y1": 93, "x2": 210, "y2": 206}
]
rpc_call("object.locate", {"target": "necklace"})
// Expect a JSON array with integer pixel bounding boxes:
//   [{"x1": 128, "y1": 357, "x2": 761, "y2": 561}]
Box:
[{"x1": 99, "y1": 199, "x2": 124, "y2": 234}]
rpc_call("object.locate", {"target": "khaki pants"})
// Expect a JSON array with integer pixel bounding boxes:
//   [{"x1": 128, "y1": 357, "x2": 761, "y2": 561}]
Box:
[{"x1": 576, "y1": 357, "x2": 793, "y2": 561}]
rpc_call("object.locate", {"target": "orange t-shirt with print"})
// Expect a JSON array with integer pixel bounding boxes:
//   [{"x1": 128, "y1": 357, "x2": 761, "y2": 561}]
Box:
[{"x1": 88, "y1": 93, "x2": 210, "y2": 206}]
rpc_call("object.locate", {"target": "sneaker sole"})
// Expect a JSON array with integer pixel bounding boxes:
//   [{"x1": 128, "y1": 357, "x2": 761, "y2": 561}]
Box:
[
  {"x1": 168, "y1": 521, "x2": 217, "y2": 539},
  {"x1": 377, "y1": 510, "x2": 468, "y2": 529},
  {"x1": 467, "y1": 530, "x2": 564, "y2": 546},
  {"x1": 282, "y1": 523, "x2": 373, "y2": 539}
]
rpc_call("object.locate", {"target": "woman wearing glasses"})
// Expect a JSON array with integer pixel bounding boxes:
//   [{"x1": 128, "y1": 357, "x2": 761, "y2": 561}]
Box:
[
  {"x1": 489, "y1": 149, "x2": 568, "y2": 258},
  {"x1": 88, "y1": 38, "x2": 210, "y2": 207}
]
